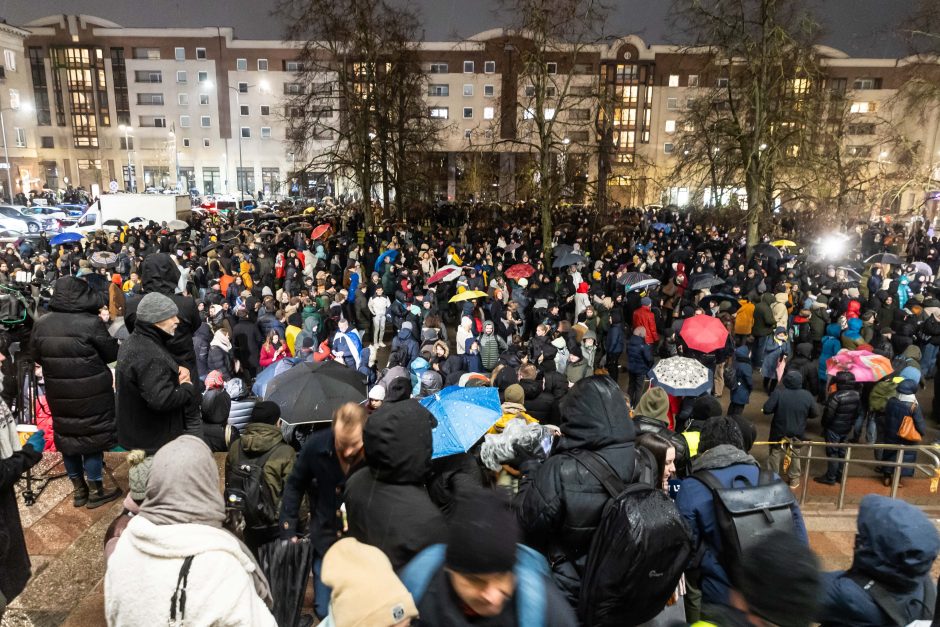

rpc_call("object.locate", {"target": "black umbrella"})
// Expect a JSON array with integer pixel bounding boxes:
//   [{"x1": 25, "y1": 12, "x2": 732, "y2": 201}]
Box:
[
  {"x1": 751, "y1": 243, "x2": 783, "y2": 260},
  {"x1": 258, "y1": 230, "x2": 275, "y2": 237},
  {"x1": 265, "y1": 361, "x2": 366, "y2": 425},
  {"x1": 200, "y1": 242, "x2": 222, "y2": 254},
  {"x1": 691, "y1": 274, "x2": 725, "y2": 290},
  {"x1": 219, "y1": 229, "x2": 240, "y2": 241},
  {"x1": 666, "y1": 248, "x2": 692, "y2": 265},
  {"x1": 865, "y1": 252, "x2": 902, "y2": 265},
  {"x1": 257, "y1": 538, "x2": 313, "y2": 627},
  {"x1": 552, "y1": 243, "x2": 574, "y2": 258},
  {"x1": 288, "y1": 222, "x2": 313, "y2": 232},
  {"x1": 702, "y1": 293, "x2": 741, "y2": 312},
  {"x1": 552, "y1": 252, "x2": 588, "y2": 268},
  {"x1": 258, "y1": 212, "x2": 279, "y2": 220}
]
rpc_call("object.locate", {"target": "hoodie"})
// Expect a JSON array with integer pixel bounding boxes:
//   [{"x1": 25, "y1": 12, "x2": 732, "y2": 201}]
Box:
[
  {"x1": 762, "y1": 371, "x2": 818, "y2": 440},
  {"x1": 819, "y1": 322, "x2": 843, "y2": 382},
  {"x1": 343, "y1": 400, "x2": 447, "y2": 569},
  {"x1": 462, "y1": 337, "x2": 483, "y2": 374},
  {"x1": 841, "y1": 317, "x2": 864, "y2": 350}
]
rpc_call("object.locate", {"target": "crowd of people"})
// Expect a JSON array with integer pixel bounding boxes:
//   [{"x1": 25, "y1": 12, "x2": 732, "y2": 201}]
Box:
[{"x1": 0, "y1": 202, "x2": 939, "y2": 626}]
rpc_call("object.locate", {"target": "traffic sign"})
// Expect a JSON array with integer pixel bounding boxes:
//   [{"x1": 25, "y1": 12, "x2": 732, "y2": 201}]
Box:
[{"x1": 109, "y1": 180, "x2": 119, "y2": 193}]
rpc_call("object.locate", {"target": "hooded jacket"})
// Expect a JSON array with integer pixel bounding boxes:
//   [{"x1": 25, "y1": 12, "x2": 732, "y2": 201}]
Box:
[
  {"x1": 124, "y1": 253, "x2": 201, "y2": 377},
  {"x1": 841, "y1": 318, "x2": 865, "y2": 350},
  {"x1": 786, "y1": 342, "x2": 819, "y2": 396},
  {"x1": 31, "y1": 276, "x2": 119, "y2": 455},
  {"x1": 819, "y1": 323, "x2": 843, "y2": 383},
  {"x1": 116, "y1": 320, "x2": 199, "y2": 454},
  {"x1": 225, "y1": 423, "x2": 295, "y2": 522},
  {"x1": 730, "y1": 345, "x2": 754, "y2": 406},
  {"x1": 762, "y1": 371, "x2": 818, "y2": 440},
  {"x1": 391, "y1": 324, "x2": 420, "y2": 365},
  {"x1": 566, "y1": 330, "x2": 598, "y2": 383},
  {"x1": 515, "y1": 376, "x2": 637, "y2": 604},
  {"x1": 343, "y1": 400, "x2": 447, "y2": 570},
  {"x1": 822, "y1": 372, "x2": 861, "y2": 436},
  {"x1": 752, "y1": 293, "x2": 777, "y2": 337},
  {"x1": 479, "y1": 321, "x2": 506, "y2": 371},
  {"x1": 818, "y1": 495, "x2": 940, "y2": 627},
  {"x1": 462, "y1": 337, "x2": 483, "y2": 374},
  {"x1": 626, "y1": 333, "x2": 654, "y2": 374}
]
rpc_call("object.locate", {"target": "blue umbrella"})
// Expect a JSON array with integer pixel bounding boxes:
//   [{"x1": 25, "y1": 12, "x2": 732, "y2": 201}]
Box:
[
  {"x1": 252, "y1": 357, "x2": 303, "y2": 397},
  {"x1": 374, "y1": 249, "x2": 399, "y2": 272},
  {"x1": 50, "y1": 231, "x2": 83, "y2": 246},
  {"x1": 420, "y1": 386, "x2": 502, "y2": 459},
  {"x1": 651, "y1": 222, "x2": 671, "y2": 233}
]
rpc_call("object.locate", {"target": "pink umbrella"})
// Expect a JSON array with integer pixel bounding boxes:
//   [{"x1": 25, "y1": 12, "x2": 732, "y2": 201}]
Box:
[{"x1": 826, "y1": 349, "x2": 892, "y2": 383}]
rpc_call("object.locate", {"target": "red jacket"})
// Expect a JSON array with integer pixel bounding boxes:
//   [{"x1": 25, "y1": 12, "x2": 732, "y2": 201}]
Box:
[
  {"x1": 632, "y1": 306, "x2": 659, "y2": 344},
  {"x1": 846, "y1": 299, "x2": 861, "y2": 319}
]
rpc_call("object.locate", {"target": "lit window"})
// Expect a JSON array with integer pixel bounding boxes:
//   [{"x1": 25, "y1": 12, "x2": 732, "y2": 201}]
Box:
[
  {"x1": 483, "y1": 107, "x2": 494, "y2": 120},
  {"x1": 429, "y1": 107, "x2": 449, "y2": 119},
  {"x1": 8, "y1": 89, "x2": 20, "y2": 109},
  {"x1": 664, "y1": 120, "x2": 676, "y2": 133},
  {"x1": 14, "y1": 128, "x2": 25, "y2": 148},
  {"x1": 544, "y1": 108, "x2": 556, "y2": 119},
  {"x1": 523, "y1": 108, "x2": 534, "y2": 120},
  {"x1": 236, "y1": 58, "x2": 247, "y2": 71},
  {"x1": 668, "y1": 74, "x2": 679, "y2": 87},
  {"x1": 850, "y1": 101, "x2": 876, "y2": 113},
  {"x1": 463, "y1": 84, "x2": 473, "y2": 96}
]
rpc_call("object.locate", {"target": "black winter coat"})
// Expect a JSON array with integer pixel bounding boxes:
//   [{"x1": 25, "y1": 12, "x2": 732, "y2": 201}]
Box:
[
  {"x1": 115, "y1": 321, "x2": 199, "y2": 454},
  {"x1": 31, "y1": 276, "x2": 119, "y2": 455},
  {"x1": 207, "y1": 345, "x2": 235, "y2": 380},
  {"x1": 232, "y1": 319, "x2": 262, "y2": 374},
  {"x1": 626, "y1": 334, "x2": 653, "y2": 374},
  {"x1": 822, "y1": 377, "x2": 861, "y2": 436},
  {"x1": 1, "y1": 442, "x2": 41, "y2": 602},
  {"x1": 193, "y1": 322, "x2": 212, "y2": 379},
  {"x1": 124, "y1": 254, "x2": 201, "y2": 377},
  {"x1": 515, "y1": 376, "x2": 637, "y2": 604},
  {"x1": 344, "y1": 399, "x2": 447, "y2": 570},
  {"x1": 763, "y1": 371, "x2": 818, "y2": 440}
]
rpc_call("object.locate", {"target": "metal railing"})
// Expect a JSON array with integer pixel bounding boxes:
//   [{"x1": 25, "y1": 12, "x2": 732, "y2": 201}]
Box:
[{"x1": 756, "y1": 440, "x2": 940, "y2": 510}]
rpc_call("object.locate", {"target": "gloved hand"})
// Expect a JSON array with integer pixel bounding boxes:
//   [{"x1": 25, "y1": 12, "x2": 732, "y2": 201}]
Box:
[{"x1": 26, "y1": 429, "x2": 46, "y2": 452}]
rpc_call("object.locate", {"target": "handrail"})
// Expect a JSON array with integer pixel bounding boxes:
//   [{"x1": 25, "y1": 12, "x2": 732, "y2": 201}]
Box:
[{"x1": 751, "y1": 439, "x2": 940, "y2": 510}]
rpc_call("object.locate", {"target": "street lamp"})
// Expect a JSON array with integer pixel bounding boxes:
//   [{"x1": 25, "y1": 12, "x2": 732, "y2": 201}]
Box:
[
  {"x1": 168, "y1": 128, "x2": 181, "y2": 192},
  {"x1": 1, "y1": 99, "x2": 35, "y2": 202},
  {"x1": 118, "y1": 124, "x2": 134, "y2": 191}
]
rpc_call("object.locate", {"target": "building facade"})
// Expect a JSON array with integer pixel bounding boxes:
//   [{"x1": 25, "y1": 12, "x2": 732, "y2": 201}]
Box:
[{"x1": 2, "y1": 14, "x2": 938, "y2": 213}]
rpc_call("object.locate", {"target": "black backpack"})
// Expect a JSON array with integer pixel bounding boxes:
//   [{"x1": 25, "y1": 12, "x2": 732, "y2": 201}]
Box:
[
  {"x1": 692, "y1": 467, "x2": 796, "y2": 576},
  {"x1": 573, "y1": 449, "x2": 694, "y2": 627},
  {"x1": 633, "y1": 414, "x2": 692, "y2": 478},
  {"x1": 224, "y1": 443, "x2": 284, "y2": 532},
  {"x1": 845, "y1": 571, "x2": 936, "y2": 626}
]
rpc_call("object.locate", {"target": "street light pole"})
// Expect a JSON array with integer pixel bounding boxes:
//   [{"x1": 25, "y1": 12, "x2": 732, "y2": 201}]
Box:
[
  {"x1": 119, "y1": 124, "x2": 133, "y2": 191},
  {"x1": 235, "y1": 89, "x2": 244, "y2": 206},
  {"x1": 0, "y1": 108, "x2": 13, "y2": 203}
]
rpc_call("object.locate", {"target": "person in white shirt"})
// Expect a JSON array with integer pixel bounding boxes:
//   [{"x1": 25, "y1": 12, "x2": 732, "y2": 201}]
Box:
[{"x1": 368, "y1": 287, "x2": 391, "y2": 347}]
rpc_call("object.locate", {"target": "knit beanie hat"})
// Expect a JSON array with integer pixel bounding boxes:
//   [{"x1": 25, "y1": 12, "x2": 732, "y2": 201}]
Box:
[
  {"x1": 136, "y1": 292, "x2": 179, "y2": 324},
  {"x1": 446, "y1": 490, "x2": 520, "y2": 574},
  {"x1": 127, "y1": 449, "x2": 153, "y2": 503},
  {"x1": 504, "y1": 384, "x2": 525, "y2": 405},
  {"x1": 322, "y1": 538, "x2": 418, "y2": 627},
  {"x1": 250, "y1": 401, "x2": 281, "y2": 425},
  {"x1": 641, "y1": 296, "x2": 652, "y2": 306},
  {"x1": 735, "y1": 530, "x2": 820, "y2": 627},
  {"x1": 368, "y1": 385, "x2": 386, "y2": 401},
  {"x1": 635, "y1": 387, "x2": 669, "y2": 423}
]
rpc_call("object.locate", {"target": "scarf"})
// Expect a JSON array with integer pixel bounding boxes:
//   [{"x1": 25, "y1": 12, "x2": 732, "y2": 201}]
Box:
[
  {"x1": 138, "y1": 435, "x2": 272, "y2": 605},
  {"x1": 0, "y1": 398, "x2": 21, "y2": 460},
  {"x1": 898, "y1": 393, "x2": 917, "y2": 404},
  {"x1": 210, "y1": 329, "x2": 232, "y2": 352}
]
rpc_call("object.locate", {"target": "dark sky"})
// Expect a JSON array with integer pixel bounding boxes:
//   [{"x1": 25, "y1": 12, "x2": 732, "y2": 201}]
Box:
[{"x1": 0, "y1": 0, "x2": 919, "y2": 58}]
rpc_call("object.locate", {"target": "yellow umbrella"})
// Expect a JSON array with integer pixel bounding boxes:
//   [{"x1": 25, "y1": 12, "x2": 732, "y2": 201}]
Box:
[
  {"x1": 771, "y1": 239, "x2": 797, "y2": 247},
  {"x1": 449, "y1": 290, "x2": 488, "y2": 303},
  {"x1": 303, "y1": 206, "x2": 318, "y2": 215}
]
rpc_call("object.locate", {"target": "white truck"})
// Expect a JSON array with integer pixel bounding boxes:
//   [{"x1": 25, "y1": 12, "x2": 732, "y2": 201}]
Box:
[{"x1": 65, "y1": 194, "x2": 192, "y2": 235}]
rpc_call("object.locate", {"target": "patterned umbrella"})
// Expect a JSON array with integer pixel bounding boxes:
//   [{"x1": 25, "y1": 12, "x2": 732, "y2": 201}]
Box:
[
  {"x1": 826, "y1": 350, "x2": 893, "y2": 383},
  {"x1": 505, "y1": 263, "x2": 535, "y2": 280},
  {"x1": 90, "y1": 250, "x2": 118, "y2": 269},
  {"x1": 427, "y1": 265, "x2": 462, "y2": 285},
  {"x1": 648, "y1": 357, "x2": 712, "y2": 397},
  {"x1": 421, "y1": 386, "x2": 502, "y2": 458}
]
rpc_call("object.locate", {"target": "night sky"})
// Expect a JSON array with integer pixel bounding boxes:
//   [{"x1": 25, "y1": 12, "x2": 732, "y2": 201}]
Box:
[{"x1": 0, "y1": 0, "x2": 920, "y2": 58}]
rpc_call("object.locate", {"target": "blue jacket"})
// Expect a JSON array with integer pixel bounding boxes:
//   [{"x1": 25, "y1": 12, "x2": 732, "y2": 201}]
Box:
[
  {"x1": 462, "y1": 337, "x2": 483, "y2": 374},
  {"x1": 399, "y1": 543, "x2": 576, "y2": 627},
  {"x1": 391, "y1": 326, "x2": 419, "y2": 364},
  {"x1": 676, "y1": 446, "x2": 808, "y2": 606},
  {"x1": 761, "y1": 336, "x2": 791, "y2": 379},
  {"x1": 730, "y1": 346, "x2": 753, "y2": 405},
  {"x1": 883, "y1": 396, "x2": 926, "y2": 446},
  {"x1": 818, "y1": 495, "x2": 940, "y2": 626},
  {"x1": 605, "y1": 323, "x2": 626, "y2": 355},
  {"x1": 626, "y1": 334, "x2": 653, "y2": 374},
  {"x1": 819, "y1": 323, "x2": 843, "y2": 382}
]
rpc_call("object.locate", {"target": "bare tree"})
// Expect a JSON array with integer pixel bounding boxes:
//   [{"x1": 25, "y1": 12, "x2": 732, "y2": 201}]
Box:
[
  {"x1": 670, "y1": 0, "x2": 823, "y2": 249},
  {"x1": 277, "y1": 0, "x2": 442, "y2": 226},
  {"x1": 494, "y1": 0, "x2": 608, "y2": 266}
]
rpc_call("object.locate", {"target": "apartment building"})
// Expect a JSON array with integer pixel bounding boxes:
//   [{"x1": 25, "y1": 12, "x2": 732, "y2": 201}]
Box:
[{"x1": 1, "y1": 14, "x2": 938, "y2": 213}]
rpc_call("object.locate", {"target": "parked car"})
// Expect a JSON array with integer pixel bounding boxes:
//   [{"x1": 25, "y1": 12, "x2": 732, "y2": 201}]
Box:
[{"x1": 0, "y1": 206, "x2": 42, "y2": 233}]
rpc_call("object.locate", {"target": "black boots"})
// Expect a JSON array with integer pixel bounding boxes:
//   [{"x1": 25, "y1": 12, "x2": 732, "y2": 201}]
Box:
[
  {"x1": 86, "y1": 479, "x2": 122, "y2": 509},
  {"x1": 70, "y1": 477, "x2": 89, "y2": 507}
]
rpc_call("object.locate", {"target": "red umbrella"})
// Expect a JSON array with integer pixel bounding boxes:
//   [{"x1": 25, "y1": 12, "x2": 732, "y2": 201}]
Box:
[
  {"x1": 426, "y1": 265, "x2": 462, "y2": 285},
  {"x1": 679, "y1": 314, "x2": 729, "y2": 354},
  {"x1": 310, "y1": 223, "x2": 331, "y2": 240},
  {"x1": 505, "y1": 263, "x2": 535, "y2": 280}
]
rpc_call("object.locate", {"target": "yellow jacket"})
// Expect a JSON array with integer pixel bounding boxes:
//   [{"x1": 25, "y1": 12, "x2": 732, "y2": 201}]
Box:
[{"x1": 734, "y1": 300, "x2": 755, "y2": 335}]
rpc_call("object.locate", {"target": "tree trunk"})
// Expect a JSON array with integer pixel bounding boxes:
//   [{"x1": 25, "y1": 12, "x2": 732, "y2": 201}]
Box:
[
  {"x1": 540, "y1": 150, "x2": 554, "y2": 268},
  {"x1": 745, "y1": 162, "x2": 761, "y2": 251}
]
